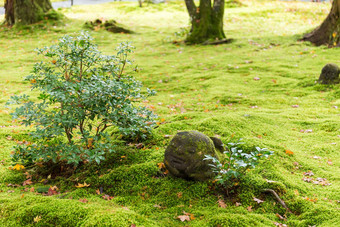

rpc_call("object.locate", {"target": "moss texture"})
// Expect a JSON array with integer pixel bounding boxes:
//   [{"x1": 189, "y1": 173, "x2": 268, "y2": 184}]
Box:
[{"x1": 0, "y1": 0, "x2": 339, "y2": 226}]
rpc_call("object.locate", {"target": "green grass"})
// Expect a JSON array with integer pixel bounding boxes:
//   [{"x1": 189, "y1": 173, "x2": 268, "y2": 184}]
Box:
[{"x1": 0, "y1": 0, "x2": 339, "y2": 226}]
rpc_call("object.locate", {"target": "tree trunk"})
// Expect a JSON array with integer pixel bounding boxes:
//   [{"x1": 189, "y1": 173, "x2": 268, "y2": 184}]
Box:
[
  {"x1": 302, "y1": 0, "x2": 340, "y2": 46},
  {"x1": 184, "y1": 0, "x2": 226, "y2": 44},
  {"x1": 4, "y1": 0, "x2": 53, "y2": 26}
]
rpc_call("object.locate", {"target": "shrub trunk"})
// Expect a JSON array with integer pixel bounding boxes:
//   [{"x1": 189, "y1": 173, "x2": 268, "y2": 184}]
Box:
[
  {"x1": 184, "y1": 0, "x2": 226, "y2": 44},
  {"x1": 4, "y1": 0, "x2": 52, "y2": 26}
]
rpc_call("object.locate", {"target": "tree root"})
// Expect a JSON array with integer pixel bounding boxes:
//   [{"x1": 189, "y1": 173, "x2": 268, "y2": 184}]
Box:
[
  {"x1": 262, "y1": 189, "x2": 293, "y2": 214},
  {"x1": 202, "y1": 38, "x2": 234, "y2": 45}
]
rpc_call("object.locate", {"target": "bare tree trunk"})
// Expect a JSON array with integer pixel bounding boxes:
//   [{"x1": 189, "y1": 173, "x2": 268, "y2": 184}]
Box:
[
  {"x1": 303, "y1": 0, "x2": 340, "y2": 46},
  {"x1": 4, "y1": 0, "x2": 53, "y2": 26},
  {"x1": 184, "y1": 0, "x2": 226, "y2": 44}
]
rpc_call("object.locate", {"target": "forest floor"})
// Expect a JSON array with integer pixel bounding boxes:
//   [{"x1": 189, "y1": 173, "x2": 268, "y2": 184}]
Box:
[{"x1": 0, "y1": 0, "x2": 339, "y2": 226}]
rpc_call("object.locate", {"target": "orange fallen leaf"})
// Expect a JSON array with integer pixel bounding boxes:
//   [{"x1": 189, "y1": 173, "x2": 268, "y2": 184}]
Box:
[
  {"x1": 79, "y1": 198, "x2": 88, "y2": 203},
  {"x1": 75, "y1": 182, "x2": 90, "y2": 188},
  {"x1": 157, "y1": 162, "x2": 165, "y2": 169},
  {"x1": 247, "y1": 206, "x2": 252, "y2": 212},
  {"x1": 285, "y1": 149, "x2": 294, "y2": 155},
  {"x1": 23, "y1": 179, "x2": 33, "y2": 186},
  {"x1": 12, "y1": 164, "x2": 25, "y2": 171},
  {"x1": 102, "y1": 194, "x2": 114, "y2": 200}
]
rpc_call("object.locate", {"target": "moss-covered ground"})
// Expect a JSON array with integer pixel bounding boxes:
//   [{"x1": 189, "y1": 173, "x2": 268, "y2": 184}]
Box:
[{"x1": 0, "y1": 0, "x2": 339, "y2": 226}]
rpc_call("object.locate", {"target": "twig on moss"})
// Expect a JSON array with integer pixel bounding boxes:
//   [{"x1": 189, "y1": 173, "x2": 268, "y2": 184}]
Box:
[{"x1": 262, "y1": 189, "x2": 293, "y2": 214}]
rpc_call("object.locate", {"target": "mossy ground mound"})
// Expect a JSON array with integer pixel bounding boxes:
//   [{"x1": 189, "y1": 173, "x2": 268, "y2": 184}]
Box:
[
  {"x1": 0, "y1": 0, "x2": 339, "y2": 226},
  {"x1": 84, "y1": 19, "x2": 133, "y2": 34}
]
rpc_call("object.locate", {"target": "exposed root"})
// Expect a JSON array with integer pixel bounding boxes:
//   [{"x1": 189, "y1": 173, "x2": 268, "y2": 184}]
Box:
[
  {"x1": 202, "y1": 38, "x2": 234, "y2": 45},
  {"x1": 262, "y1": 189, "x2": 293, "y2": 214}
]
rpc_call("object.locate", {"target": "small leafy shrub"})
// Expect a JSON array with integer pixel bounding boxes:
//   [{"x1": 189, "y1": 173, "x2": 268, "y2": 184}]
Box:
[
  {"x1": 8, "y1": 31, "x2": 156, "y2": 165},
  {"x1": 204, "y1": 139, "x2": 274, "y2": 193}
]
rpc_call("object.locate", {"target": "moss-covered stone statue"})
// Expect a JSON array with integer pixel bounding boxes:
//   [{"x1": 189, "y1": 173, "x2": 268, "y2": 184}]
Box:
[
  {"x1": 164, "y1": 131, "x2": 221, "y2": 181},
  {"x1": 318, "y1": 63, "x2": 340, "y2": 84}
]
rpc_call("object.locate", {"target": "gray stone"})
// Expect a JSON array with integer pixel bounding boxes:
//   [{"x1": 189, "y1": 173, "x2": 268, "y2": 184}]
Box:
[
  {"x1": 210, "y1": 136, "x2": 225, "y2": 153},
  {"x1": 319, "y1": 63, "x2": 340, "y2": 84},
  {"x1": 164, "y1": 131, "x2": 219, "y2": 181}
]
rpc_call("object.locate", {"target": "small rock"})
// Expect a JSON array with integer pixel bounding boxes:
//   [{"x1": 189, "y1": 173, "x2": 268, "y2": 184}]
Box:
[{"x1": 318, "y1": 63, "x2": 340, "y2": 84}]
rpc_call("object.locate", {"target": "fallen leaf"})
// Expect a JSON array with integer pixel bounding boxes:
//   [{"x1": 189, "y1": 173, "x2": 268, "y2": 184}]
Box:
[
  {"x1": 135, "y1": 143, "x2": 144, "y2": 149},
  {"x1": 177, "y1": 215, "x2": 190, "y2": 222},
  {"x1": 303, "y1": 171, "x2": 314, "y2": 176},
  {"x1": 253, "y1": 77, "x2": 260, "y2": 81},
  {"x1": 218, "y1": 198, "x2": 227, "y2": 208},
  {"x1": 274, "y1": 222, "x2": 287, "y2": 227},
  {"x1": 327, "y1": 160, "x2": 333, "y2": 165},
  {"x1": 23, "y1": 179, "x2": 33, "y2": 186},
  {"x1": 34, "y1": 216, "x2": 42, "y2": 223},
  {"x1": 47, "y1": 186, "x2": 59, "y2": 196},
  {"x1": 177, "y1": 192, "x2": 183, "y2": 198},
  {"x1": 235, "y1": 202, "x2": 242, "y2": 207},
  {"x1": 102, "y1": 194, "x2": 114, "y2": 200},
  {"x1": 247, "y1": 206, "x2": 252, "y2": 212},
  {"x1": 79, "y1": 198, "x2": 88, "y2": 203},
  {"x1": 285, "y1": 149, "x2": 294, "y2": 155},
  {"x1": 291, "y1": 105, "x2": 299, "y2": 108},
  {"x1": 253, "y1": 197, "x2": 264, "y2": 204},
  {"x1": 7, "y1": 183, "x2": 20, "y2": 187},
  {"x1": 12, "y1": 164, "x2": 25, "y2": 171},
  {"x1": 275, "y1": 213, "x2": 287, "y2": 221},
  {"x1": 96, "y1": 189, "x2": 101, "y2": 195},
  {"x1": 75, "y1": 182, "x2": 90, "y2": 188},
  {"x1": 265, "y1": 179, "x2": 277, "y2": 183},
  {"x1": 30, "y1": 187, "x2": 35, "y2": 192},
  {"x1": 24, "y1": 172, "x2": 31, "y2": 179},
  {"x1": 157, "y1": 162, "x2": 165, "y2": 169}
]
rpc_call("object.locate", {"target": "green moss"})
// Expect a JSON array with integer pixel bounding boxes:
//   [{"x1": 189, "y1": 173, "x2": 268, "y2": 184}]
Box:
[{"x1": 0, "y1": 0, "x2": 339, "y2": 226}]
